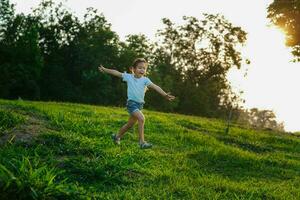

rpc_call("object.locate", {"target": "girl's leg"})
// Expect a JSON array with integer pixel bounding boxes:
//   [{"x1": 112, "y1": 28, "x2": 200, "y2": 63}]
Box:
[
  {"x1": 116, "y1": 115, "x2": 137, "y2": 139},
  {"x1": 131, "y1": 111, "x2": 145, "y2": 144}
]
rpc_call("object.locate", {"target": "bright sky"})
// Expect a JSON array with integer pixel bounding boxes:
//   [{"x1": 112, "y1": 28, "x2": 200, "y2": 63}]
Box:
[{"x1": 12, "y1": 0, "x2": 300, "y2": 132}]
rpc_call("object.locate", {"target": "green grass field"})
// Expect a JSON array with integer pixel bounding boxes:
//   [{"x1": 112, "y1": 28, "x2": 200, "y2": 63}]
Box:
[{"x1": 0, "y1": 99, "x2": 299, "y2": 199}]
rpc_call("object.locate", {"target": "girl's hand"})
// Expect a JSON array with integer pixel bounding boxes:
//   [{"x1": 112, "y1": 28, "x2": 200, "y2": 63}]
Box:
[
  {"x1": 98, "y1": 65, "x2": 105, "y2": 73},
  {"x1": 165, "y1": 93, "x2": 175, "y2": 101}
]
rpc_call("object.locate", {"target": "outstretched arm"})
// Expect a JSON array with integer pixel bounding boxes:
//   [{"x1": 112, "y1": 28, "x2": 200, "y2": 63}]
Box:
[
  {"x1": 98, "y1": 65, "x2": 122, "y2": 78},
  {"x1": 148, "y1": 83, "x2": 175, "y2": 101}
]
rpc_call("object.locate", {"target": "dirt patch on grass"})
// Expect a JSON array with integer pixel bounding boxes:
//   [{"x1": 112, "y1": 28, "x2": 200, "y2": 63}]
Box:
[{"x1": 0, "y1": 116, "x2": 51, "y2": 146}]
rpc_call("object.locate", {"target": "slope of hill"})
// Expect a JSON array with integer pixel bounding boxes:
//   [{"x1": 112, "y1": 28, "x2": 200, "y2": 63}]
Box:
[{"x1": 0, "y1": 99, "x2": 299, "y2": 199}]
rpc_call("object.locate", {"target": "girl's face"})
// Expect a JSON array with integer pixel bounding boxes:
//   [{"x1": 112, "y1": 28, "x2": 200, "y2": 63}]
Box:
[{"x1": 133, "y1": 62, "x2": 147, "y2": 78}]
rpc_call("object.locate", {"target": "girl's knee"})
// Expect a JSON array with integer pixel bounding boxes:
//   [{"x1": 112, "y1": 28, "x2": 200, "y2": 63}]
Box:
[{"x1": 137, "y1": 116, "x2": 145, "y2": 124}]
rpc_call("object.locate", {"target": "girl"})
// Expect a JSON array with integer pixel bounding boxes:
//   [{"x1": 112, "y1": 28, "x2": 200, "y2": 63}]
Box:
[{"x1": 98, "y1": 58, "x2": 175, "y2": 149}]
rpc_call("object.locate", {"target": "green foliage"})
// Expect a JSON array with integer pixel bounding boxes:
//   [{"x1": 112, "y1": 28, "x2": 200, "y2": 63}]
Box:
[
  {"x1": 0, "y1": 0, "x2": 14, "y2": 39},
  {"x1": 152, "y1": 14, "x2": 247, "y2": 117},
  {"x1": 0, "y1": 0, "x2": 43, "y2": 100},
  {"x1": 268, "y1": 0, "x2": 300, "y2": 61},
  {"x1": 237, "y1": 108, "x2": 285, "y2": 132}
]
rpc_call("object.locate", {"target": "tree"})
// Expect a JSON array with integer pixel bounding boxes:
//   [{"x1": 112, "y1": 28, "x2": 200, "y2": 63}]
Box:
[
  {"x1": 0, "y1": 0, "x2": 43, "y2": 99},
  {"x1": 155, "y1": 14, "x2": 247, "y2": 117},
  {"x1": 268, "y1": 0, "x2": 300, "y2": 61},
  {"x1": 145, "y1": 48, "x2": 181, "y2": 112},
  {"x1": 237, "y1": 108, "x2": 285, "y2": 132},
  {"x1": 0, "y1": 0, "x2": 14, "y2": 39},
  {"x1": 31, "y1": 1, "x2": 123, "y2": 104}
]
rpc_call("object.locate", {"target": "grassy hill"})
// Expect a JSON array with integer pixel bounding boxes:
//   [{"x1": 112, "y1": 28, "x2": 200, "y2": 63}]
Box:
[{"x1": 0, "y1": 99, "x2": 299, "y2": 199}]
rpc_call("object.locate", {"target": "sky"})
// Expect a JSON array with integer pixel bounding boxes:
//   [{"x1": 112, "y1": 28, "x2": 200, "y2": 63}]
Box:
[{"x1": 11, "y1": 0, "x2": 300, "y2": 132}]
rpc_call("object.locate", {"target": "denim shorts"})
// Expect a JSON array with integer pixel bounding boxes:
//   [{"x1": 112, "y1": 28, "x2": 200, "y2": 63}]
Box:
[{"x1": 126, "y1": 100, "x2": 144, "y2": 115}]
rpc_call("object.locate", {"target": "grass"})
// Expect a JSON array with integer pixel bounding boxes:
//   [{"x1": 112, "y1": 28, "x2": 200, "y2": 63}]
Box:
[{"x1": 0, "y1": 99, "x2": 299, "y2": 199}]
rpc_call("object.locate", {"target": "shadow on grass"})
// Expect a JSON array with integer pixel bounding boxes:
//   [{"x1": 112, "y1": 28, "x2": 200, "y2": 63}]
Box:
[
  {"x1": 176, "y1": 119, "x2": 212, "y2": 133},
  {"x1": 214, "y1": 136, "x2": 273, "y2": 154},
  {"x1": 188, "y1": 149, "x2": 300, "y2": 182},
  {"x1": 0, "y1": 102, "x2": 49, "y2": 121},
  {"x1": 34, "y1": 132, "x2": 144, "y2": 190},
  {"x1": 260, "y1": 136, "x2": 300, "y2": 153},
  {"x1": 176, "y1": 118, "x2": 298, "y2": 155}
]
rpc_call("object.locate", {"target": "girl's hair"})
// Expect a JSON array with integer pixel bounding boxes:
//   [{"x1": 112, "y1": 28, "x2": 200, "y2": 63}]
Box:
[{"x1": 132, "y1": 58, "x2": 148, "y2": 68}]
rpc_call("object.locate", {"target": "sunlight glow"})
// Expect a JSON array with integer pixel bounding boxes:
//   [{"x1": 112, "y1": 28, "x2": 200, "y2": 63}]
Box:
[{"x1": 228, "y1": 25, "x2": 300, "y2": 132}]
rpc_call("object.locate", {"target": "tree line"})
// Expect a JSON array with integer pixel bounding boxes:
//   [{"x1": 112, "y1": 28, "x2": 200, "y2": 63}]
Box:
[{"x1": 0, "y1": 0, "x2": 285, "y2": 131}]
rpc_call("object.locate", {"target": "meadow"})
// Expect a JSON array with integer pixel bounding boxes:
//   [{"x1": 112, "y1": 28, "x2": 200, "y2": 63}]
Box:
[{"x1": 0, "y1": 99, "x2": 299, "y2": 199}]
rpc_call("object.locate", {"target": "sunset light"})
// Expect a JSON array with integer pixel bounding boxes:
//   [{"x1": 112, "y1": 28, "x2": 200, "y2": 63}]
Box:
[{"x1": 2, "y1": 0, "x2": 300, "y2": 199}]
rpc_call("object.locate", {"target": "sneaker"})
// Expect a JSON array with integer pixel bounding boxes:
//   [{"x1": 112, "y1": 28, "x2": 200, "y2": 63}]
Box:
[
  {"x1": 140, "y1": 142, "x2": 152, "y2": 149},
  {"x1": 111, "y1": 134, "x2": 120, "y2": 145}
]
